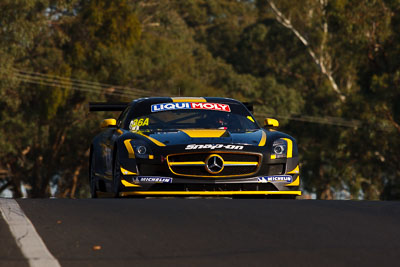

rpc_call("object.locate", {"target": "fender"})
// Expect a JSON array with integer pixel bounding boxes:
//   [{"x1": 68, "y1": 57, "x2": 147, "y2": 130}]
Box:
[{"x1": 91, "y1": 135, "x2": 110, "y2": 177}]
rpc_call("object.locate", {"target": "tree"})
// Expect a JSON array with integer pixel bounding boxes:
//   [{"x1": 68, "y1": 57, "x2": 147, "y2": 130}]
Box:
[{"x1": 1, "y1": 0, "x2": 399, "y2": 199}]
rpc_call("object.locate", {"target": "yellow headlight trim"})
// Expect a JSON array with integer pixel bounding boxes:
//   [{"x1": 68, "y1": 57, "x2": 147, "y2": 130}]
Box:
[
  {"x1": 123, "y1": 139, "x2": 135, "y2": 159},
  {"x1": 282, "y1": 138, "x2": 293, "y2": 158},
  {"x1": 258, "y1": 131, "x2": 267, "y2": 146}
]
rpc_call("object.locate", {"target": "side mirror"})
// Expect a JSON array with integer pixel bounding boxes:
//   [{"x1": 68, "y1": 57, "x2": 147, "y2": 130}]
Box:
[
  {"x1": 101, "y1": 118, "x2": 117, "y2": 128},
  {"x1": 264, "y1": 118, "x2": 279, "y2": 128}
]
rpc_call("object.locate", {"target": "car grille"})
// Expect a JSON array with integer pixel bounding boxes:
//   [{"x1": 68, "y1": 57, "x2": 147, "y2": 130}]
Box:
[{"x1": 167, "y1": 152, "x2": 262, "y2": 177}]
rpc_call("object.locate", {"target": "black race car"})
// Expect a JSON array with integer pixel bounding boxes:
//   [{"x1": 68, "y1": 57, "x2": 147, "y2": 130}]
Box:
[{"x1": 89, "y1": 97, "x2": 301, "y2": 198}]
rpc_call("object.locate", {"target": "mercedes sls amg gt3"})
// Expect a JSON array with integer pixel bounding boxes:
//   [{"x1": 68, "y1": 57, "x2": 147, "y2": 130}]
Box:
[{"x1": 89, "y1": 97, "x2": 301, "y2": 198}]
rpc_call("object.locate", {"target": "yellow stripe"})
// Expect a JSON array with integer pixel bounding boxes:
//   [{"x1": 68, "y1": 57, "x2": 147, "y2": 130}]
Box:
[
  {"x1": 117, "y1": 129, "x2": 123, "y2": 135},
  {"x1": 258, "y1": 131, "x2": 267, "y2": 146},
  {"x1": 270, "y1": 154, "x2": 276, "y2": 160},
  {"x1": 136, "y1": 132, "x2": 166, "y2": 146},
  {"x1": 286, "y1": 176, "x2": 300, "y2": 186},
  {"x1": 172, "y1": 97, "x2": 206, "y2": 102},
  {"x1": 287, "y1": 165, "x2": 299, "y2": 174},
  {"x1": 120, "y1": 166, "x2": 137, "y2": 175},
  {"x1": 120, "y1": 191, "x2": 302, "y2": 196},
  {"x1": 149, "y1": 155, "x2": 154, "y2": 159},
  {"x1": 121, "y1": 180, "x2": 141, "y2": 187},
  {"x1": 282, "y1": 138, "x2": 293, "y2": 158},
  {"x1": 223, "y1": 161, "x2": 258, "y2": 166},
  {"x1": 169, "y1": 161, "x2": 258, "y2": 166},
  {"x1": 123, "y1": 139, "x2": 135, "y2": 159},
  {"x1": 181, "y1": 129, "x2": 227, "y2": 138},
  {"x1": 247, "y1": 116, "x2": 255, "y2": 123},
  {"x1": 169, "y1": 161, "x2": 205, "y2": 166}
]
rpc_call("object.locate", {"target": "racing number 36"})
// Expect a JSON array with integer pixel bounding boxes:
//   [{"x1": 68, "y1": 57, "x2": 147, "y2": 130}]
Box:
[{"x1": 130, "y1": 118, "x2": 149, "y2": 128}]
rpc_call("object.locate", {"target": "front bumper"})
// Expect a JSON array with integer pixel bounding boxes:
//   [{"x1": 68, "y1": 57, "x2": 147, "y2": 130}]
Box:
[
  {"x1": 117, "y1": 149, "x2": 301, "y2": 197},
  {"x1": 118, "y1": 174, "x2": 301, "y2": 197}
]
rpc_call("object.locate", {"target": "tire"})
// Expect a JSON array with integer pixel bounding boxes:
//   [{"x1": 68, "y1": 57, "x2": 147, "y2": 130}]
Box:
[
  {"x1": 89, "y1": 154, "x2": 98, "y2": 198},
  {"x1": 112, "y1": 151, "x2": 122, "y2": 198}
]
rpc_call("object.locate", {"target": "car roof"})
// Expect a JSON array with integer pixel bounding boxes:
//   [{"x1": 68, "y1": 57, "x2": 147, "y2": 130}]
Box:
[{"x1": 130, "y1": 97, "x2": 243, "y2": 106}]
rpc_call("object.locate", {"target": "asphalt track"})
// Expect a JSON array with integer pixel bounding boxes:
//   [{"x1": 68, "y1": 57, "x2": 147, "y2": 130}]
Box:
[{"x1": 1, "y1": 198, "x2": 400, "y2": 267}]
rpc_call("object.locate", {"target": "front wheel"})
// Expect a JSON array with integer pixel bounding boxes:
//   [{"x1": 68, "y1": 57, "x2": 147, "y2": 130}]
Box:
[{"x1": 112, "y1": 151, "x2": 122, "y2": 198}]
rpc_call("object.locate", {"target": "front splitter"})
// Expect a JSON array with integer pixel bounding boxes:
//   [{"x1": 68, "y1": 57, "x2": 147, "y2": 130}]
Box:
[{"x1": 119, "y1": 190, "x2": 302, "y2": 197}]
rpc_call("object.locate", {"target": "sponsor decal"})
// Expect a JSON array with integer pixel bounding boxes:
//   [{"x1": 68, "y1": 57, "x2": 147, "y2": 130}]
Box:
[
  {"x1": 185, "y1": 144, "x2": 244, "y2": 150},
  {"x1": 134, "y1": 176, "x2": 172, "y2": 183},
  {"x1": 258, "y1": 175, "x2": 292, "y2": 183},
  {"x1": 151, "y1": 102, "x2": 231, "y2": 112},
  {"x1": 129, "y1": 118, "x2": 149, "y2": 131}
]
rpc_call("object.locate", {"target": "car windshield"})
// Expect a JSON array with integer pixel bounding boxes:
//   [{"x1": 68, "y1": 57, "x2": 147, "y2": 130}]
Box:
[{"x1": 126, "y1": 102, "x2": 260, "y2": 132}]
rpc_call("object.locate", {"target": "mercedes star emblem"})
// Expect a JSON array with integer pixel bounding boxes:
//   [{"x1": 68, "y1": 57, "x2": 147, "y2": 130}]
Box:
[{"x1": 206, "y1": 154, "x2": 224, "y2": 174}]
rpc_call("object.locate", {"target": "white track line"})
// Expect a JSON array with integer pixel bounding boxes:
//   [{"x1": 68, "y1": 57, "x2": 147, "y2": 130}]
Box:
[{"x1": 0, "y1": 199, "x2": 61, "y2": 267}]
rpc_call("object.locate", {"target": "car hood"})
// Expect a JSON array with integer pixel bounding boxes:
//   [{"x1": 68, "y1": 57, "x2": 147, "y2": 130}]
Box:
[{"x1": 136, "y1": 129, "x2": 266, "y2": 146}]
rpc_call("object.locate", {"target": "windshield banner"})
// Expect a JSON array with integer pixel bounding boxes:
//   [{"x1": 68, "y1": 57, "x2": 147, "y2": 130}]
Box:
[{"x1": 151, "y1": 102, "x2": 231, "y2": 113}]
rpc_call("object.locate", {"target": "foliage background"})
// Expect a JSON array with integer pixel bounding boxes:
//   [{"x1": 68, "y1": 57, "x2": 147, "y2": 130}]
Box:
[{"x1": 0, "y1": 0, "x2": 399, "y2": 199}]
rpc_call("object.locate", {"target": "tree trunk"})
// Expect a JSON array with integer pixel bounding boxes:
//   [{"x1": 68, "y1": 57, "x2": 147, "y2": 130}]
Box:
[
  {"x1": 69, "y1": 164, "x2": 83, "y2": 198},
  {"x1": 266, "y1": 0, "x2": 345, "y2": 101}
]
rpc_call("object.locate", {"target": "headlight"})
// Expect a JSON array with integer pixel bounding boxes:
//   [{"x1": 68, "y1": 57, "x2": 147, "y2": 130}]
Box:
[
  {"x1": 136, "y1": 145, "x2": 147, "y2": 155},
  {"x1": 271, "y1": 139, "x2": 287, "y2": 159},
  {"x1": 131, "y1": 140, "x2": 152, "y2": 158}
]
